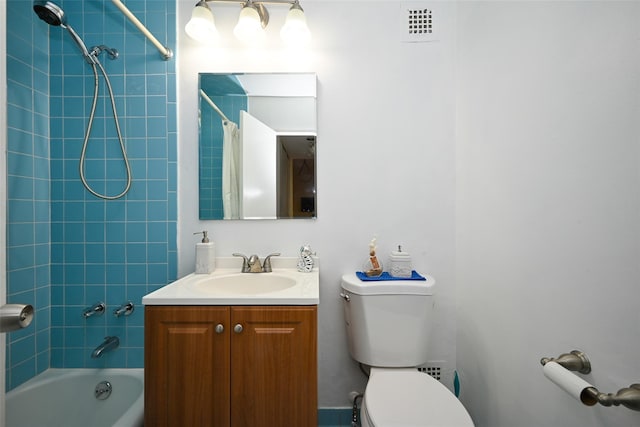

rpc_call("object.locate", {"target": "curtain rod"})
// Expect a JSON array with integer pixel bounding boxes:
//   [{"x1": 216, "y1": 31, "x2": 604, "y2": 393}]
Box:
[
  {"x1": 111, "y1": 0, "x2": 173, "y2": 60},
  {"x1": 199, "y1": 90, "x2": 231, "y2": 123}
]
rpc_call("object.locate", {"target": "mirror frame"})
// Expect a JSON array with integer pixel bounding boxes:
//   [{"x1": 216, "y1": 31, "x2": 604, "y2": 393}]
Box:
[{"x1": 197, "y1": 72, "x2": 317, "y2": 220}]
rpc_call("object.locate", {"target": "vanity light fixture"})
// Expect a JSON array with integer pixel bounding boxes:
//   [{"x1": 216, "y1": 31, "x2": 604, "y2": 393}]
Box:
[
  {"x1": 280, "y1": 1, "x2": 310, "y2": 46},
  {"x1": 185, "y1": 0, "x2": 310, "y2": 45},
  {"x1": 185, "y1": 0, "x2": 219, "y2": 42},
  {"x1": 233, "y1": 1, "x2": 268, "y2": 43}
]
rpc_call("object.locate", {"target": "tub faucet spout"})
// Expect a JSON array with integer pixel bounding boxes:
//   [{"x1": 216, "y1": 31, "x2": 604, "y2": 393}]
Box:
[{"x1": 91, "y1": 336, "x2": 119, "y2": 358}]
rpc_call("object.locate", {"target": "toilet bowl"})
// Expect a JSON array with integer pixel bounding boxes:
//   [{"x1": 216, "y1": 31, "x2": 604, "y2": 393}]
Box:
[
  {"x1": 361, "y1": 368, "x2": 473, "y2": 427},
  {"x1": 341, "y1": 273, "x2": 474, "y2": 427}
]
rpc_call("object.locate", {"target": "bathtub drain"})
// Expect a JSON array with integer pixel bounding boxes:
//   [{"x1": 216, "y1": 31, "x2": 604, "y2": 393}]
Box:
[{"x1": 95, "y1": 381, "x2": 112, "y2": 400}]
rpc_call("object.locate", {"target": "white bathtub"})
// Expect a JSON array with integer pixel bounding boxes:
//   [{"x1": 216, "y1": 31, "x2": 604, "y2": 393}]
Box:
[{"x1": 6, "y1": 368, "x2": 144, "y2": 427}]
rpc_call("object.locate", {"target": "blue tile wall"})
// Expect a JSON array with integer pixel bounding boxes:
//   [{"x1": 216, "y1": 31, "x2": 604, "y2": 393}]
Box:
[
  {"x1": 6, "y1": 0, "x2": 52, "y2": 390},
  {"x1": 6, "y1": 0, "x2": 177, "y2": 388}
]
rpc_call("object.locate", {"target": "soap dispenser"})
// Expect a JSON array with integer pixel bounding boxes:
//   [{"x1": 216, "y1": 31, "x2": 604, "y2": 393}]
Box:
[{"x1": 194, "y1": 230, "x2": 216, "y2": 274}]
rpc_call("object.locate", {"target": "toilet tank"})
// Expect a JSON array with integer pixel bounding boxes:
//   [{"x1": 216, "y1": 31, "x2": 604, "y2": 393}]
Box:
[{"x1": 341, "y1": 273, "x2": 435, "y2": 367}]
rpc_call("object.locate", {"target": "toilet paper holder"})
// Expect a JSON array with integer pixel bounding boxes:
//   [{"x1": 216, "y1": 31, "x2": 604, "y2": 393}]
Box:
[
  {"x1": 541, "y1": 350, "x2": 640, "y2": 412},
  {"x1": 540, "y1": 350, "x2": 592, "y2": 374},
  {"x1": 0, "y1": 304, "x2": 34, "y2": 333}
]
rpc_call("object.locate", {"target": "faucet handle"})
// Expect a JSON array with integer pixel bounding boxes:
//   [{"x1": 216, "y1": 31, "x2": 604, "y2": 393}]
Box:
[
  {"x1": 232, "y1": 253, "x2": 250, "y2": 273},
  {"x1": 113, "y1": 301, "x2": 134, "y2": 318},
  {"x1": 83, "y1": 302, "x2": 106, "y2": 319},
  {"x1": 262, "y1": 253, "x2": 281, "y2": 272}
]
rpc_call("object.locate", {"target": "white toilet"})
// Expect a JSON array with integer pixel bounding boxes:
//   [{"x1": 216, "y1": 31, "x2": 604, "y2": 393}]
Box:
[{"x1": 341, "y1": 273, "x2": 474, "y2": 427}]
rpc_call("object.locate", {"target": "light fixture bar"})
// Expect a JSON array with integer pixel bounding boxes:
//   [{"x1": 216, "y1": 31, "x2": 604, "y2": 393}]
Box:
[{"x1": 186, "y1": 0, "x2": 310, "y2": 45}]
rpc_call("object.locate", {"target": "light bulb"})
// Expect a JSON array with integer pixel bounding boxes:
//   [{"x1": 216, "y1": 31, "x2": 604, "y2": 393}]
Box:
[
  {"x1": 234, "y1": 4, "x2": 265, "y2": 44},
  {"x1": 280, "y1": 4, "x2": 310, "y2": 46},
  {"x1": 185, "y1": 2, "x2": 218, "y2": 43}
]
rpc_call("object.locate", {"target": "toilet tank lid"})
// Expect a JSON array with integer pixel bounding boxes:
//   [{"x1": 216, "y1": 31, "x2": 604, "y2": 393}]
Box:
[{"x1": 341, "y1": 273, "x2": 435, "y2": 296}]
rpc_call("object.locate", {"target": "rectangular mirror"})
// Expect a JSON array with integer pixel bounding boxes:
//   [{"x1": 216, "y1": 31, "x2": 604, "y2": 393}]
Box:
[{"x1": 198, "y1": 73, "x2": 317, "y2": 220}]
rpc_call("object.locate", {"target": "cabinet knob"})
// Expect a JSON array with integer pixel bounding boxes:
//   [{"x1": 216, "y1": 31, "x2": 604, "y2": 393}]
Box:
[
  {"x1": 234, "y1": 324, "x2": 243, "y2": 333},
  {"x1": 215, "y1": 324, "x2": 224, "y2": 334}
]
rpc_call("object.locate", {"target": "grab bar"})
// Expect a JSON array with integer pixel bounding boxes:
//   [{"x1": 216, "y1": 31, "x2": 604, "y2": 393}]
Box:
[
  {"x1": 111, "y1": 0, "x2": 173, "y2": 60},
  {"x1": 541, "y1": 350, "x2": 640, "y2": 412}
]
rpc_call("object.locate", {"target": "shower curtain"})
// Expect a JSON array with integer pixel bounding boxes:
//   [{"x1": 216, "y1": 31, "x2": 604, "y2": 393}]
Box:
[{"x1": 222, "y1": 120, "x2": 241, "y2": 219}]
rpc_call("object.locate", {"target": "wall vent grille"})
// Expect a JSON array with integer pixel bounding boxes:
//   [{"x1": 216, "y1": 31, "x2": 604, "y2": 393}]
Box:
[
  {"x1": 418, "y1": 360, "x2": 446, "y2": 381},
  {"x1": 401, "y1": 3, "x2": 437, "y2": 43},
  {"x1": 408, "y1": 8, "x2": 432, "y2": 35},
  {"x1": 418, "y1": 366, "x2": 441, "y2": 380}
]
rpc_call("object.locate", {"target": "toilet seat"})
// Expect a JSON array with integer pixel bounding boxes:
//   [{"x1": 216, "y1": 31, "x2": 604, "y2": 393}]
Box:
[{"x1": 362, "y1": 368, "x2": 474, "y2": 427}]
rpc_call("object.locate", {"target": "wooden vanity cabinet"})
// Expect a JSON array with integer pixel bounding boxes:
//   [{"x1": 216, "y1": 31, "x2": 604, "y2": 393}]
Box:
[{"x1": 144, "y1": 305, "x2": 317, "y2": 427}]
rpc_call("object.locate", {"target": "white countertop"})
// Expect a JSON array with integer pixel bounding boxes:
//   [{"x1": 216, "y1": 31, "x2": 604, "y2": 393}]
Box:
[{"x1": 142, "y1": 257, "x2": 319, "y2": 305}]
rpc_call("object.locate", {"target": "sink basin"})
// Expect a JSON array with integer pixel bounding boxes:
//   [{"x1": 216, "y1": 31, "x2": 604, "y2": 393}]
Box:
[
  {"x1": 188, "y1": 274, "x2": 297, "y2": 295},
  {"x1": 141, "y1": 257, "x2": 319, "y2": 305}
]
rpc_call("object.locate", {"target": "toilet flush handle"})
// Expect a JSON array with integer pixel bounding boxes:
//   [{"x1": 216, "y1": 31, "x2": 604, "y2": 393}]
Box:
[{"x1": 339, "y1": 292, "x2": 350, "y2": 302}]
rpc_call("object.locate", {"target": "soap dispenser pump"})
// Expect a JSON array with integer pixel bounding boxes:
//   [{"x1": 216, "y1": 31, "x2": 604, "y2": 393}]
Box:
[{"x1": 194, "y1": 230, "x2": 216, "y2": 274}]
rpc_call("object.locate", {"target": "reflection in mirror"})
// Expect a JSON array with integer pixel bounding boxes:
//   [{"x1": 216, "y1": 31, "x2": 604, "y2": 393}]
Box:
[{"x1": 198, "y1": 73, "x2": 317, "y2": 220}]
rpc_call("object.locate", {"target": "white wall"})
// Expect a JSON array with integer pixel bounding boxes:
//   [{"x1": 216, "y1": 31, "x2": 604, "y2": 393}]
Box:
[
  {"x1": 177, "y1": 0, "x2": 458, "y2": 406},
  {"x1": 456, "y1": 2, "x2": 640, "y2": 426}
]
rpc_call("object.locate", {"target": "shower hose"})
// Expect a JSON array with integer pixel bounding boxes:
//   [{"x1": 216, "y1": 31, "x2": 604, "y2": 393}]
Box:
[{"x1": 79, "y1": 47, "x2": 132, "y2": 200}]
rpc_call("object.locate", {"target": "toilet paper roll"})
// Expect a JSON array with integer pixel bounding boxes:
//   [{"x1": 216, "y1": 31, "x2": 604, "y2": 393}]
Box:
[
  {"x1": 543, "y1": 361, "x2": 597, "y2": 405},
  {"x1": 0, "y1": 304, "x2": 34, "y2": 333}
]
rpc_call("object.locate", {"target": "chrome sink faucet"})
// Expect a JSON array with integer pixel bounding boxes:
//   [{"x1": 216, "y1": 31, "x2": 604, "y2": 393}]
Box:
[
  {"x1": 233, "y1": 253, "x2": 281, "y2": 273},
  {"x1": 91, "y1": 336, "x2": 119, "y2": 358},
  {"x1": 232, "y1": 253, "x2": 260, "y2": 272}
]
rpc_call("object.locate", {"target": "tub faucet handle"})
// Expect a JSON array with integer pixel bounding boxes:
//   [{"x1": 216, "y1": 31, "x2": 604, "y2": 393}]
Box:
[
  {"x1": 82, "y1": 302, "x2": 105, "y2": 318},
  {"x1": 113, "y1": 301, "x2": 135, "y2": 317}
]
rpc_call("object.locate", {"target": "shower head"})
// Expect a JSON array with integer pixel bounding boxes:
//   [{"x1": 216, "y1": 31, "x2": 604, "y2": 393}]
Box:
[
  {"x1": 33, "y1": 1, "x2": 66, "y2": 27},
  {"x1": 33, "y1": 1, "x2": 96, "y2": 64}
]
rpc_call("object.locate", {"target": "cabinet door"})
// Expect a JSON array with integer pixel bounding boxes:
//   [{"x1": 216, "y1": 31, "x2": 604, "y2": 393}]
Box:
[
  {"x1": 145, "y1": 306, "x2": 231, "y2": 427},
  {"x1": 230, "y1": 306, "x2": 318, "y2": 427}
]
